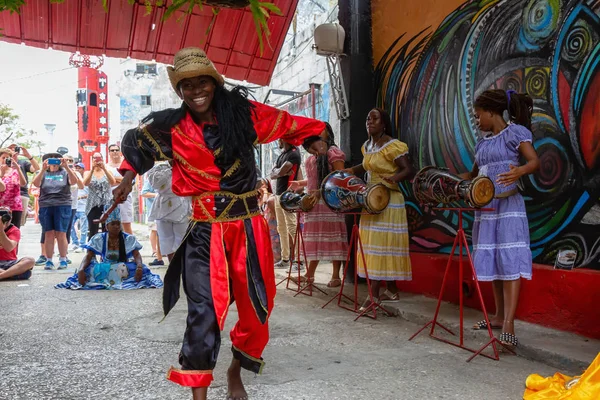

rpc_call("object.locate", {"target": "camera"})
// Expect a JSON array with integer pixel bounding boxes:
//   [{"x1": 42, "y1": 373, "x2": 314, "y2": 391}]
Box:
[
  {"x1": 0, "y1": 209, "x2": 12, "y2": 224},
  {"x1": 48, "y1": 158, "x2": 61, "y2": 165},
  {"x1": 5, "y1": 158, "x2": 12, "y2": 167},
  {"x1": 14, "y1": 146, "x2": 21, "y2": 153}
]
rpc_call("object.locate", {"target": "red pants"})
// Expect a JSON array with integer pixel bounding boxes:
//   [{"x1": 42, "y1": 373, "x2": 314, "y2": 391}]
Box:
[{"x1": 164, "y1": 215, "x2": 275, "y2": 387}]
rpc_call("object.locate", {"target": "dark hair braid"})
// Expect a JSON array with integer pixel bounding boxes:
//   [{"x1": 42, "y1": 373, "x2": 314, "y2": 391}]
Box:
[
  {"x1": 474, "y1": 89, "x2": 533, "y2": 130},
  {"x1": 212, "y1": 85, "x2": 258, "y2": 169},
  {"x1": 118, "y1": 231, "x2": 128, "y2": 263}
]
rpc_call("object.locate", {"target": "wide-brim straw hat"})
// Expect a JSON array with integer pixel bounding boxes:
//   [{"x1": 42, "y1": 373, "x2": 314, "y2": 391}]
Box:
[{"x1": 167, "y1": 47, "x2": 225, "y2": 92}]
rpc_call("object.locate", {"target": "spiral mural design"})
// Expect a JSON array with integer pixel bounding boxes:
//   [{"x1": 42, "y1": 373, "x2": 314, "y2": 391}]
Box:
[
  {"x1": 519, "y1": 0, "x2": 561, "y2": 50},
  {"x1": 561, "y1": 23, "x2": 593, "y2": 63},
  {"x1": 525, "y1": 68, "x2": 549, "y2": 98},
  {"x1": 375, "y1": 0, "x2": 600, "y2": 268}
]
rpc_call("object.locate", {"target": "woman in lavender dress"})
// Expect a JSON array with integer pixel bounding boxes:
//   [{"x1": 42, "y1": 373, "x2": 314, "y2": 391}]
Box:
[{"x1": 462, "y1": 89, "x2": 539, "y2": 348}]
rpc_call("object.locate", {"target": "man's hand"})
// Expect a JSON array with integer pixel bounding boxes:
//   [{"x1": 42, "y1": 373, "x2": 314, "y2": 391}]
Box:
[
  {"x1": 42, "y1": 159, "x2": 49, "y2": 170},
  {"x1": 112, "y1": 171, "x2": 135, "y2": 204}
]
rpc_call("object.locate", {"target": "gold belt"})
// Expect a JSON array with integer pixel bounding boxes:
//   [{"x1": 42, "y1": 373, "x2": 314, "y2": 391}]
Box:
[{"x1": 191, "y1": 189, "x2": 261, "y2": 223}]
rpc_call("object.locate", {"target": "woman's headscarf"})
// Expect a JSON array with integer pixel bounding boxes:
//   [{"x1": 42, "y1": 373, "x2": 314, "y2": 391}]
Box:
[
  {"x1": 105, "y1": 205, "x2": 121, "y2": 225},
  {"x1": 104, "y1": 205, "x2": 127, "y2": 262}
]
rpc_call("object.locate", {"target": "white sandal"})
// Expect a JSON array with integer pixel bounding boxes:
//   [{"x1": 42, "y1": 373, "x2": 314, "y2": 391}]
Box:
[{"x1": 379, "y1": 289, "x2": 400, "y2": 302}]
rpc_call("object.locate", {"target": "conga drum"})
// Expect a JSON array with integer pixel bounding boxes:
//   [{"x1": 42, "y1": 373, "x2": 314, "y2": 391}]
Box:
[
  {"x1": 321, "y1": 171, "x2": 390, "y2": 214},
  {"x1": 279, "y1": 190, "x2": 314, "y2": 212},
  {"x1": 412, "y1": 166, "x2": 495, "y2": 208}
]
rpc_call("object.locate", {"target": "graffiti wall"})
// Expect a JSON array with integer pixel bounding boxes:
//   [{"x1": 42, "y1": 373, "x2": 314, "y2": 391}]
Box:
[{"x1": 372, "y1": 0, "x2": 600, "y2": 268}]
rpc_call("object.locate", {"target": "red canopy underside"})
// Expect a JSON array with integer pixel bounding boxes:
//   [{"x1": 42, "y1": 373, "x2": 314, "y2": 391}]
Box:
[{"x1": 0, "y1": 0, "x2": 298, "y2": 85}]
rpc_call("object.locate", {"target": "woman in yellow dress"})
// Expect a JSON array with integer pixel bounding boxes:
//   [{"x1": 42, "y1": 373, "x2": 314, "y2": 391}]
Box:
[{"x1": 346, "y1": 108, "x2": 414, "y2": 308}]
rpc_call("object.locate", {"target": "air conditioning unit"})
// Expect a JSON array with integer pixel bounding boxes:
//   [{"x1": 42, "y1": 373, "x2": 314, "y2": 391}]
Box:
[{"x1": 314, "y1": 23, "x2": 345, "y2": 56}]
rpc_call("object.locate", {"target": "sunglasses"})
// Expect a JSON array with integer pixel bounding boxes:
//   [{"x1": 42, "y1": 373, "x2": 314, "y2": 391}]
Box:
[{"x1": 109, "y1": 149, "x2": 120, "y2": 152}]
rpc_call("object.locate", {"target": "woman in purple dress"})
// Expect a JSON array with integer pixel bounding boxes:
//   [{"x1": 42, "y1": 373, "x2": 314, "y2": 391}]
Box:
[{"x1": 462, "y1": 89, "x2": 539, "y2": 349}]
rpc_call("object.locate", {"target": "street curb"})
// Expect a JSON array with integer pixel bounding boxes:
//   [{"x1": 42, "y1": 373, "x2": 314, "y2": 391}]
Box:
[{"x1": 275, "y1": 270, "x2": 592, "y2": 374}]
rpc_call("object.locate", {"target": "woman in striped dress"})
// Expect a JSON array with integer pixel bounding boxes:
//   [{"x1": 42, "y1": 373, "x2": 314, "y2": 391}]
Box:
[
  {"x1": 289, "y1": 124, "x2": 348, "y2": 287},
  {"x1": 346, "y1": 108, "x2": 414, "y2": 308}
]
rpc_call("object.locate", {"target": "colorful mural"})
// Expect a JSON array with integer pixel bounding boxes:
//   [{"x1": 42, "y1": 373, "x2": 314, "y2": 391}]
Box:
[{"x1": 374, "y1": 0, "x2": 600, "y2": 268}]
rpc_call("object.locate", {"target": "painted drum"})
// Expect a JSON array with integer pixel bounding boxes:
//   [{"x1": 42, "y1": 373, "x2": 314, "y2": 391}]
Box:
[
  {"x1": 279, "y1": 191, "x2": 314, "y2": 212},
  {"x1": 412, "y1": 166, "x2": 495, "y2": 208},
  {"x1": 321, "y1": 171, "x2": 390, "y2": 214}
]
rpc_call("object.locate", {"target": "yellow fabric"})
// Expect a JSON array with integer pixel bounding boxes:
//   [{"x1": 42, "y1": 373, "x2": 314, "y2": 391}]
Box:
[
  {"x1": 361, "y1": 139, "x2": 409, "y2": 191},
  {"x1": 357, "y1": 190, "x2": 412, "y2": 281},
  {"x1": 523, "y1": 353, "x2": 600, "y2": 400},
  {"x1": 357, "y1": 139, "x2": 412, "y2": 282}
]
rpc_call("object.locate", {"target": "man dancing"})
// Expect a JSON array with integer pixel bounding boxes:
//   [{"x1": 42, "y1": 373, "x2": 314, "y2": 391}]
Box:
[{"x1": 112, "y1": 48, "x2": 326, "y2": 400}]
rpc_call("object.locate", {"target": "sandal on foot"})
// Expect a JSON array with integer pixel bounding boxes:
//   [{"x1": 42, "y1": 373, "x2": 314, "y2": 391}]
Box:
[
  {"x1": 472, "y1": 319, "x2": 502, "y2": 330},
  {"x1": 499, "y1": 332, "x2": 518, "y2": 348},
  {"x1": 291, "y1": 275, "x2": 314, "y2": 284},
  {"x1": 359, "y1": 296, "x2": 379, "y2": 312},
  {"x1": 379, "y1": 289, "x2": 400, "y2": 302},
  {"x1": 327, "y1": 278, "x2": 341, "y2": 288}
]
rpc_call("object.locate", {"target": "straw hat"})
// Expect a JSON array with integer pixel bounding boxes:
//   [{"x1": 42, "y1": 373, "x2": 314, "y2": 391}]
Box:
[{"x1": 167, "y1": 47, "x2": 225, "y2": 92}]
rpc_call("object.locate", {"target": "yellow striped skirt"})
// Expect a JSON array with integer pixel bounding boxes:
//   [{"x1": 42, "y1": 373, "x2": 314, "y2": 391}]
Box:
[{"x1": 357, "y1": 190, "x2": 412, "y2": 281}]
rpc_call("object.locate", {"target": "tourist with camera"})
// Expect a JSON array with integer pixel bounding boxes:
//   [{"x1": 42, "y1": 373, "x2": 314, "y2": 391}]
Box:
[
  {"x1": 9, "y1": 145, "x2": 40, "y2": 227},
  {"x1": 0, "y1": 148, "x2": 28, "y2": 229},
  {"x1": 0, "y1": 207, "x2": 35, "y2": 281},
  {"x1": 31, "y1": 153, "x2": 80, "y2": 270}
]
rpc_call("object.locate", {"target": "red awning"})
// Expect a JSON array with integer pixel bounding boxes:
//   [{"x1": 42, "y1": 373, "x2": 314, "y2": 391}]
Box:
[{"x1": 0, "y1": 0, "x2": 298, "y2": 85}]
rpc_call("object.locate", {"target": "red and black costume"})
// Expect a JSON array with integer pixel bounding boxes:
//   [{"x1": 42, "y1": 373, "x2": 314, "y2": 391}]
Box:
[{"x1": 119, "y1": 100, "x2": 324, "y2": 387}]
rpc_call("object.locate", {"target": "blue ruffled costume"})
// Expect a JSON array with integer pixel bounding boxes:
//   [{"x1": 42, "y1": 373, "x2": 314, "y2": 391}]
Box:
[{"x1": 56, "y1": 207, "x2": 163, "y2": 290}]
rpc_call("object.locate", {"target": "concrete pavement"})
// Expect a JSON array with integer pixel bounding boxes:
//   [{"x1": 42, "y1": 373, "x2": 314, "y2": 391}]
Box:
[{"x1": 0, "y1": 221, "x2": 587, "y2": 399}]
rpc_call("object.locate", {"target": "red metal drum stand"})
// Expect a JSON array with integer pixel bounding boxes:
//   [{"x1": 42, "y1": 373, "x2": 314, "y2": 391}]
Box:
[
  {"x1": 408, "y1": 207, "x2": 515, "y2": 361},
  {"x1": 322, "y1": 213, "x2": 393, "y2": 321},
  {"x1": 276, "y1": 211, "x2": 327, "y2": 297}
]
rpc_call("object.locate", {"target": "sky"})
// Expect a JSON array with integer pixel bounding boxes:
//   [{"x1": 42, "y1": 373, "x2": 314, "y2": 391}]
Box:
[{"x1": 0, "y1": 42, "x2": 124, "y2": 157}]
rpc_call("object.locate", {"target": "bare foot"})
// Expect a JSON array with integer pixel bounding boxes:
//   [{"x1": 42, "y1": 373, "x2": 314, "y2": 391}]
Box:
[{"x1": 227, "y1": 359, "x2": 248, "y2": 400}]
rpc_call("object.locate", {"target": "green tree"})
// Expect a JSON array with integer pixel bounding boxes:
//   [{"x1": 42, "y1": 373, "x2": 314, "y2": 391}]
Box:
[{"x1": 0, "y1": 103, "x2": 45, "y2": 156}]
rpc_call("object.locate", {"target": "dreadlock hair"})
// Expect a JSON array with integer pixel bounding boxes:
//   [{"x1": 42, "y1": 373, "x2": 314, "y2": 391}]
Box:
[
  {"x1": 301, "y1": 122, "x2": 338, "y2": 188},
  {"x1": 211, "y1": 85, "x2": 258, "y2": 170},
  {"x1": 372, "y1": 108, "x2": 394, "y2": 137},
  {"x1": 474, "y1": 89, "x2": 533, "y2": 130}
]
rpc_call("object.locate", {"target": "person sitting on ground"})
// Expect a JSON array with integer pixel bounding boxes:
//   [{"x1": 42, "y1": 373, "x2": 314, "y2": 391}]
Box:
[
  {"x1": 0, "y1": 207, "x2": 35, "y2": 281},
  {"x1": 55, "y1": 206, "x2": 163, "y2": 290}
]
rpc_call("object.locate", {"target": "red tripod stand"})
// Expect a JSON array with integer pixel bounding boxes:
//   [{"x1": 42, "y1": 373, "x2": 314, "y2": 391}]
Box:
[
  {"x1": 322, "y1": 213, "x2": 393, "y2": 321},
  {"x1": 409, "y1": 207, "x2": 515, "y2": 361},
  {"x1": 276, "y1": 211, "x2": 327, "y2": 297}
]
